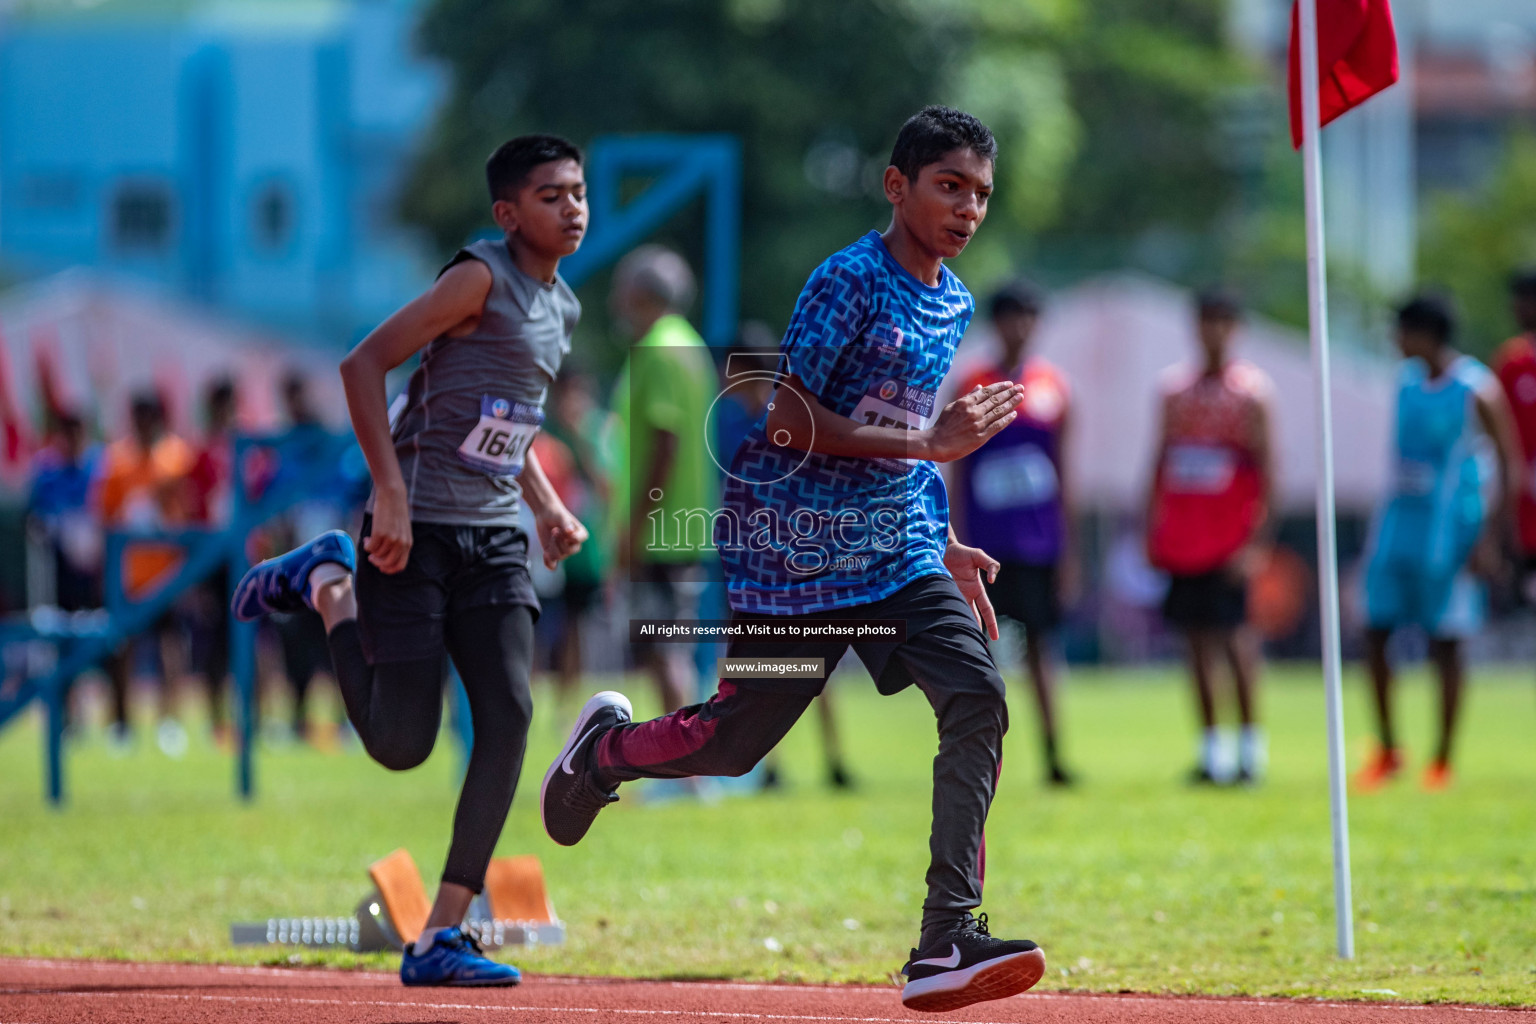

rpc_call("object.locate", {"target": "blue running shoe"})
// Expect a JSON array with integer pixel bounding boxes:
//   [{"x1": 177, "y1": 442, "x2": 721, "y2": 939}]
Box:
[
  {"x1": 400, "y1": 927, "x2": 520, "y2": 987},
  {"x1": 231, "y1": 530, "x2": 355, "y2": 622}
]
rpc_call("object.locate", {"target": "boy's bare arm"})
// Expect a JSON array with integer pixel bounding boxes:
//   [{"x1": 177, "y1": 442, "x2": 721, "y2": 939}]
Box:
[
  {"x1": 340, "y1": 259, "x2": 493, "y2": 573},
  {"x1": 765, "y1": 374, "x2": 1022, "y2": 463},
  {"x1": 520, "y1": 448, "x2": 588, "y2": 570},
  {"x1": 1475, "y1": 382, "x2": 1525, "y2": 546},
  {"x1": 943, "y1": 519, "x2": 1002, "y2": 641}
]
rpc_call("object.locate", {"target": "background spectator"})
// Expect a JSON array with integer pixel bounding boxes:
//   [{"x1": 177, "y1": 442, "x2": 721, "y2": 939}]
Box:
[
  {"x1": 610, "y1": 246, "x2": 719, "y2": 713},
  {"x1": 96, "y1": 392, "x2": 196, "y2": 754}
]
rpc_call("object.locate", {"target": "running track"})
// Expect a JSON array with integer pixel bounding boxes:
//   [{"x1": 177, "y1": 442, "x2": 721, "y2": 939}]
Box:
[{"x1": 2, "y1": 959, "x2": 1531, "y2": 1023}]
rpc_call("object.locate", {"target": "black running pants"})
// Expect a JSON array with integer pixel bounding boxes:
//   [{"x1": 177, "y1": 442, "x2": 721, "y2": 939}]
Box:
[{"x1": 326, "y1": 604, "x2": 534, "y2": 892}]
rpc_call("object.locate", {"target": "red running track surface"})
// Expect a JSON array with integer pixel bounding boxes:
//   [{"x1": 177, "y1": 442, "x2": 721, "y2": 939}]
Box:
[{"x1": 2, "y1": 958, "x2": 1532, "y2": 1023}]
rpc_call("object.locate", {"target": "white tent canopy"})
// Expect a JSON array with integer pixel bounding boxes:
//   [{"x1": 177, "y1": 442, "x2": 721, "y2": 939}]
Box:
[
  {"x1": 0, "y1": 269, "x2": 343, "y2": 443},
  {"x1": 952, "y1": 273, "x2": 1397, "y2": 513}
]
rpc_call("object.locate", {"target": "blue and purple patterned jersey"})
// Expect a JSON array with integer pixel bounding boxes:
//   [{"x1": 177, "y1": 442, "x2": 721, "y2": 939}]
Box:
[{"x1": 718, "y1": 231, "x2": 974, "y2": 614}]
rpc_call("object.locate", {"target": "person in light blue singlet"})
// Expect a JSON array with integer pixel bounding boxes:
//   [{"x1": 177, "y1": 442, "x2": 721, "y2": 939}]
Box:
[{"x1": 1358, "y1": 295, "x2": 1522, "y2": 793}]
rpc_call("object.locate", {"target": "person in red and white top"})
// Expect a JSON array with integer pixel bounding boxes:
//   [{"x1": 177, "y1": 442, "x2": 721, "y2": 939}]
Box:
[
  {"x1": 1492, "y1": 270, "x2": 1536, "y2": 599},
  {"x1": 1145, "y1": 290, "x2": 1276, "y2": 785}
]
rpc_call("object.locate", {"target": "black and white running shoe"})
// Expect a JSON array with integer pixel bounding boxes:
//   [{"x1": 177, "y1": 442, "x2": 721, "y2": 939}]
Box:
[
  {"x1": 900, "y1": 913, "x2": 1045, "y2": 1013},
  {"x1": 540, "y1": 691, "x2": 632, "y2": 847}
]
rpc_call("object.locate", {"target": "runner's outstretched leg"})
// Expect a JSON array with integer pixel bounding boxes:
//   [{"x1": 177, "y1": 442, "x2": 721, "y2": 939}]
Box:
[{"x1": 541, "y1": 682, "x2": 812, "y2": 846}]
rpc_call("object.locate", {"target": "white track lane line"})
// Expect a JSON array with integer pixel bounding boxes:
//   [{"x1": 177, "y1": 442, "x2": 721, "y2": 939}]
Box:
[
  {"x1": 1029, "y1": 993, "x2": 1534, "y2": 1016},
  {"x1": 0, "y1": 990, "x2": 1004, "y2": 1024},
  {"x1": 1, "y1": 957, "x2": 397, "y2": 982},
  {"x1": 3, "y1": 964, "x2": 897, "y2": 994}
]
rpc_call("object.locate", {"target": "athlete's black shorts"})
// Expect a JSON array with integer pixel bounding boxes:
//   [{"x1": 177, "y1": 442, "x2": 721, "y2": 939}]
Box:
[
  {"x1": 1162, "y1": 569, "x2": 1247, "y2": 631},
  {"x1": 719, "y1": 574, "x2": 1005, "y2": 699},
  {"x1": 989, "y1": 561, "x2": 1060, "y2": 634},
  {"x1": 355, "y1": 515, "x2": 540, "y2": 664}
]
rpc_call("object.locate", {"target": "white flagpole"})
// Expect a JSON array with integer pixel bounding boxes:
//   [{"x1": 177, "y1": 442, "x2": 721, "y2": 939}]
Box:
[{"x1": 1298, "y1": 0, "x2": 1356, "y2": 961}]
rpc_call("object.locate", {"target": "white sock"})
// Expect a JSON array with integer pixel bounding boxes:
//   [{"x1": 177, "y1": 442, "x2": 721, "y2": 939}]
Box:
[
  {"x1": 1200, "y1": 727, "x2": 1221, "y2": 774},
  {"x1": 1240, "y1": 725, "x2": 1267, "y2": 776},
  {"x1": 307, "y1": 562, "x2": 349, "y2": 606},
  {"x1": 412, "y1": 926, "x2": 449, "y2": 955}
]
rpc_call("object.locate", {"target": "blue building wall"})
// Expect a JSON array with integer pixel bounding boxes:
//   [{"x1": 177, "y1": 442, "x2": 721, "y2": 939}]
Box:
[{"x1": 0, "y1": 0, "x2": 445, "y2": 347}]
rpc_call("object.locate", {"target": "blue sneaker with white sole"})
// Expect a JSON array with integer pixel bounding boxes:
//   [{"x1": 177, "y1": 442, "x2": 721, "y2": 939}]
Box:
[
  {"x1": 231, "y1": 529, "x2": 355, "y2": 622},
  {"x1": 400, "y1": 927, "x2": 520, "y2": 987}
]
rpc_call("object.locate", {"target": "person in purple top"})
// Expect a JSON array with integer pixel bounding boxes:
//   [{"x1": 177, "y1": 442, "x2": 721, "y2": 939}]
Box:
[{"x1": 952, "y1": 281, "x2": 1076, "y2": 786}]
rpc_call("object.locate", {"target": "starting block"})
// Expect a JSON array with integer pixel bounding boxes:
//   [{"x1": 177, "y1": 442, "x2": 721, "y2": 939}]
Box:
[{"x1": 230, "y1": 848, "x2": 565, "y2": 951}]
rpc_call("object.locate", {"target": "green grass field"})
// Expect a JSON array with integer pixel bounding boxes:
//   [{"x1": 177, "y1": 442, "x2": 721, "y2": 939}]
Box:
[{"x1": 2, "y1": 665, "x2": 1534, "y2": 1005}]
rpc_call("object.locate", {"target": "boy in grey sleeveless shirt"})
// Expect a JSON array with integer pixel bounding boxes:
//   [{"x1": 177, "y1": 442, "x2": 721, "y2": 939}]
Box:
[{"x1": 233, "y1": 135, "x2": 589, "y2": 987}]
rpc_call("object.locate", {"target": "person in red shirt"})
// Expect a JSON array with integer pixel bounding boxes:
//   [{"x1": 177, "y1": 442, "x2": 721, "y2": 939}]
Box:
[
  {"x1": 1492, "y1": 270, "x2": 1536, "y2": 595},
  {"x1": 1146, "y1": 290, "x2": 1276, "y2": 785}
]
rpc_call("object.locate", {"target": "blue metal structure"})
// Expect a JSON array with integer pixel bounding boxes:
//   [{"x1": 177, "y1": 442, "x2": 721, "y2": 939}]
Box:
[
  {"x1": 562, "y1": 135, "x2": 741, "y2": 347},
  {"x1": 0, "y1": 430, "x2": 359, "y2": 804},
  {"x1": 224, "y1": 431, "x2": 367, "y2": 801}
]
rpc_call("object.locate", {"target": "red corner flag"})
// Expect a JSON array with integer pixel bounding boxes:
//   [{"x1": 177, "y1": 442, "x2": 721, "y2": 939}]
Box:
[{"x1": 1288, "y1": 0, "x2": 1399, "y2": 148}]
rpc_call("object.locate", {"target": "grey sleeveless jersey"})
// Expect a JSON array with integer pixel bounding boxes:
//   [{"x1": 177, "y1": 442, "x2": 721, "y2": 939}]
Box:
[{"x1": 379, "y1": 237, "x2": 579, "y2": 527}]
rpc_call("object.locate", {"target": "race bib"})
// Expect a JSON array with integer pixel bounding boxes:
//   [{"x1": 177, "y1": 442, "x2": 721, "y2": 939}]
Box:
[
  {"x1": 851, "y1": 379, "x2": 936, "y2": 468},
  {"x1": 852, "y1": 378, "x2": 936, "y2": 430},
  {"x1": 456, "y1": 395, "x2": 542, "y2": 476},
  {"x1": 973, "y1": 445, "x2": 1059, "y2": 510},
  {"x1": 1164, "y1": 443, "x2": 1237, "y2": 494}
]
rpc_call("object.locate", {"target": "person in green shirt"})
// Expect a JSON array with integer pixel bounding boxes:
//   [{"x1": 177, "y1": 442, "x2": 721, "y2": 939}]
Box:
[{"x1": 610, "y1": 245, "x2": 719, "y2": 711}]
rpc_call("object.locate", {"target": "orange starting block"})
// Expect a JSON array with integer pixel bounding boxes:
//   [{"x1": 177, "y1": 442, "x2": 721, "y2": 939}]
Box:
[
  {"x1": 366, "y1": 848, "x2": 434, "y2": 946},
  {"x1": 229, "y1": 848, "x2": 565, "y2": 951}
]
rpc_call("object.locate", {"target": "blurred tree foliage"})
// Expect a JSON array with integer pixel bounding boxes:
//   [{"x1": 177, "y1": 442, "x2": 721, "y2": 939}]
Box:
[
  {"x1": 1224, "y1": 124, "x2": 1391, "y2": 346},
  {"x1": 1418, "y1": 131, "x2": 1536, "y2": 358},
  {"x1": 402, "y1": 0, "x2": 1250, "y2": 353}
]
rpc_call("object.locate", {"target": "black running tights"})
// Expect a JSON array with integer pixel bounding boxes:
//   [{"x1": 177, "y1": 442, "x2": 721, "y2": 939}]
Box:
[{"x1": 326, "y1": 604, "x2": 534, "y2": 892}]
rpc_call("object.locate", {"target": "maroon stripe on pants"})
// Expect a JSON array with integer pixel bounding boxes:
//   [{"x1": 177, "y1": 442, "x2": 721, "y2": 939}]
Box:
[{"x1": 596, "y1": 682, "x2": 738, "y2": 772}]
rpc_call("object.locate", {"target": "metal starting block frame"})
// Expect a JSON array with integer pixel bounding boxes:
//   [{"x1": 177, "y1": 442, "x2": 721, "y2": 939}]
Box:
[{"x1": 231, "y1": 849, "x2": 565, "y2": 952}]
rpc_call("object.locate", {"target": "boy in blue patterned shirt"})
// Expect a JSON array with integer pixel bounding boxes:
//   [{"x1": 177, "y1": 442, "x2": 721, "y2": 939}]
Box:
[{"x1": 542, "y1": 108, "x2": 1041, "y2": 1013}]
